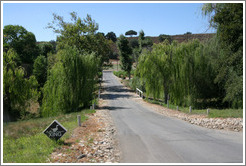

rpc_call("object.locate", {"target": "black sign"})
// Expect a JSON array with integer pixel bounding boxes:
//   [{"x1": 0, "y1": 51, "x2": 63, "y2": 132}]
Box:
[{"x1": 43, "y1": 120, "x2": 67, "y2": 141}]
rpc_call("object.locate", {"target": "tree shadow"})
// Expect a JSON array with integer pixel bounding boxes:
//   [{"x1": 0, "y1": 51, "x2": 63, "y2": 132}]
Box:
[
  {"x1": 99, "y1": 106, "x2": 129, "y2": 111},
  {"x1": 100, "y1": 93, "x2": 131, "y2": 100},
  {"x1": 106, "y1": 85, "x2": 131, "y2": 93}
]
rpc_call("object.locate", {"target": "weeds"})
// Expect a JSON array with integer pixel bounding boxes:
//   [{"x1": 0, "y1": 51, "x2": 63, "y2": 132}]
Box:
[{"x1": 3, "y1": 109, "x2": 95, "y2": 163}]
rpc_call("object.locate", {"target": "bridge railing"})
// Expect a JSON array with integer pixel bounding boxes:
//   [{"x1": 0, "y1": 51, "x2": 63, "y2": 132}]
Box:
[{"x1": 136, "y1": 88, "x2": 144, "y2": 98}]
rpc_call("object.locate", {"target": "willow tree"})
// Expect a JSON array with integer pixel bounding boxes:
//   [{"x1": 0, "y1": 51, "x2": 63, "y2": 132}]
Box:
[
  {"x1": 41, "y1": 46, "x2": 99, "y2": 117},
  {"x1": 136, "y1": 39, "x2": 219, "y2": 108},
  {"x1": 169, "y1": 39, "x2": 219, "y2": 108},
  {"x1": 151, "y1": 40, "x2": 176, "y2": 104},
  {"x1": 136, "y1": 40, "x2": 176, "y2": 103},
  {"x1": 136, "y1": 50, "x2": 161, "y2": 100}
]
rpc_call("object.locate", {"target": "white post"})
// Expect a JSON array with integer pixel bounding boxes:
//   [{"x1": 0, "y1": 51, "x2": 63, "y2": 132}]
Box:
[
  {"x1": 177, "y1": 106, "x2": 179, "y2": 111},
  {"x1": 77, "y1": 115, "x2": 81, "y2": 127},
  {"x1": 189, "y1": 106, "x2": 192, "y2": 113},
  {"x1": 167, "y1": 100, "x2": 169, "y2": 108},
  {"x1": 207, "y1": 108, "x2": 210, "y2": 115}
]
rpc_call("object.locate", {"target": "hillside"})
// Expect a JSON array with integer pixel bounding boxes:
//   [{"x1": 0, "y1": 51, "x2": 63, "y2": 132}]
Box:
[{"x1": 111, "y1": 33, "x2": 215, "y2": 56}]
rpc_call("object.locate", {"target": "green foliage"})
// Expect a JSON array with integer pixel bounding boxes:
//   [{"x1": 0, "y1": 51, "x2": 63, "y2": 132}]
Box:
[
  {"x1": 106, "y1": 31, "x2": 117, "y2": 42},
  {"x1": 47, "y1": 12, "x2": 111, "y2": 66},
  {"x1": 33, "y1": 55, "x2": 48, "y2": 88},
  {"x1": 184, "y1": 32, "x2": 192, "y2": 35},
  {"x1": 159, "y1": 34, "x2": 172, "y2": 43},
  {"x1": 47, "y1": 52, "x2": 58, "y2": 70},
  {"x1": 109, "y1": 51, "x2": 118, "y2": 60},
  {"x1": 172, "y1": 40, "x2": 219, "y2": 107},
  {"x1": 136, "y1": 39, "x2": 221, "y2": 108},
  {"x1": 135, "y1": 4, "x2": 243, "y2": 109},
  {"x1": 3, "y1": 49, "x2": 39, "y2": 120},
  {"x1": 132, "y1": 48, "x2": 140, "y2": 64},
  {"x1": 125, "y1": 30, "x2": 137, "y2": 36},
  {"x1": 136, "y1": 41, "x2": 174, "y2": 102},
  {"x1": 41, "y1": 46, "x2": 99, "y2": 117},
  {"x1": 3, "y1": 25, "x2": 39, "y2": 64},
  {"x1": 138, "y1": 30, "x2": 153, "y2": 52},
  {"x1": 142, "y1": 37, "x2": 153, "y2": 48},
  {"x1": 117, "y1": 35, "x2": 133, "y2": 79},
  {"x1": 202, "y1": 3, "x2": 243, "y2": 108},
  {"x1": 129, "y1": 39, "x2": 139, "y2": 48},
  {"x1": 113, "y1": 70, "x2": 128, "y2": 79},
  {"x1": 38, "y1": 42, "x2": 55, "y2": 57},
  {"x1": 138, "y1": 30, "x2": 145, "y2": 52}
]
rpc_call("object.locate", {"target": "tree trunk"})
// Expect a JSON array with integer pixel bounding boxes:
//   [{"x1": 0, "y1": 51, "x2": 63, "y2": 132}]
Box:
[
  {"x1": 3, "y1": 95, "x2": 11, "y2": 123},
  {"x1": 163, "y1": 82, "x2": 169, "y2": 104}
]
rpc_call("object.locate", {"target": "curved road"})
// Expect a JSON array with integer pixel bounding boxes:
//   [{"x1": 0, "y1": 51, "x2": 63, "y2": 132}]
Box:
[{"x1": 101, "y1": 71, "x2": 243, "y2": 163}]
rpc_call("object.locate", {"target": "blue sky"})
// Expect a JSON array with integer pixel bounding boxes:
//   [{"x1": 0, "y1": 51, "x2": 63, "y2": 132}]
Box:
[{"x1": 2, "y1": 2, "x2": 216, "y2": 42}]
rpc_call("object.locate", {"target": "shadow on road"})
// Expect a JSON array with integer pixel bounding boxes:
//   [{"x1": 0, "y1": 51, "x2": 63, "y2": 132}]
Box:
[
  {"x1": 106, "y1": 85, "x2": 130, "y2": 93},
  {"x1": 99, "y1": 106, "x2": 129, "y2": 111},
  {"x1": 100, "y1": 93, "x2": 131, "y2": 100}
]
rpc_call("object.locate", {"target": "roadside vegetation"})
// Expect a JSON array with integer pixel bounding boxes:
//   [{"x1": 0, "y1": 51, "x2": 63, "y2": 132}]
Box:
[{"x1": 3, "y1": 109, "x2": 95, "y2": 163}]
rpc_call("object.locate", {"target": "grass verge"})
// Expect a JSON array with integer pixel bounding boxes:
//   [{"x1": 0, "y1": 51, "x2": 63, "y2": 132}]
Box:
[
  {"x1": 144, "y1": 98, "x2": 243, "y2": 118},
  {"x1": 3, "y1": 109, "x2": 95, "y2": 163}
]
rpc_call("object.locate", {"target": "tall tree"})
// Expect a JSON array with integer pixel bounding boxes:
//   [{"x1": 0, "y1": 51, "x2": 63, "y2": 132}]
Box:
[
  {"x1": 138, "y1": 30, "x2": 145, "y2": 52},
  {"x1": 41, "y1": 46, "x2": 99, "y2": 116},
  {"x1": 3, "y1": 25, "x2": 39, "y2": 64},
  {"x1": 117, "y1": 35, "x2": 133, "y2": 79},
  {"x1": 106, "y1": 31, "x2": 117, "y2": 42},
  {"x1": 47, "y1": 12, "x2": 111, "y2": 66},
  {"x1": 202, "y1": 3, "x2": 243, "y2": 108}
]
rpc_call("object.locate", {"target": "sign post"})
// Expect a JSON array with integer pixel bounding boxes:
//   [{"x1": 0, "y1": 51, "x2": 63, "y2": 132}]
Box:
[{"x1": 43, "y1": 120, "x2": 67, "y2": 141}]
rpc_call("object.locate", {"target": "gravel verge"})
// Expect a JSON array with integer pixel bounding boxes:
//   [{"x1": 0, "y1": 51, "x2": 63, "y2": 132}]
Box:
[{"x1": 49, "y1": 99, "x2": 120, "y2": 163}]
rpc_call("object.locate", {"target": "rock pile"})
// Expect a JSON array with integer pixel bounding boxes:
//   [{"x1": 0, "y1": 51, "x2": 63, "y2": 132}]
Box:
[{"x1": 181, "y1": 117, "x2": 243, "y2": 132}]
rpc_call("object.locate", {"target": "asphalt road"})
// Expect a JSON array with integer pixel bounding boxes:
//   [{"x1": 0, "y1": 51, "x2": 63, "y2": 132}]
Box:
[{"x1": 101, "y1": 71, "x2": 244, "y2": 163}]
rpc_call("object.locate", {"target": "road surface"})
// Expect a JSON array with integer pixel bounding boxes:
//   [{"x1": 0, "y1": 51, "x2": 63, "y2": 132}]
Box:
[{"x1": 101, "y1": 71, "x2": 244, "y2": 163}]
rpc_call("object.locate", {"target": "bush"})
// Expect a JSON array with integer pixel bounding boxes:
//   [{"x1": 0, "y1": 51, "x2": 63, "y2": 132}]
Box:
[{"x1": 113, "y1": 70, "x2": 128, "y2": 79}]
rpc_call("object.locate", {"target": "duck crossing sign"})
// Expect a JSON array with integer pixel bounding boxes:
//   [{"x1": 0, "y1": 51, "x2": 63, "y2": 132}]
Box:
[{"x1": 43, "y1": 120, "x2": 67, "y2": 141}]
